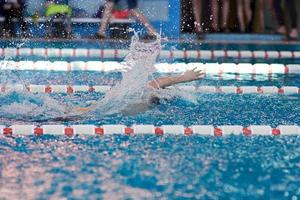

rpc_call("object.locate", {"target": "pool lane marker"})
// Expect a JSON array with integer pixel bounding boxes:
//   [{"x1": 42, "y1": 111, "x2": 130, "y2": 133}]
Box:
[
  {"x1": 1, "y1": 48, "x2": 300, "y2": 60},
  {"x1": 1, "y1": 85, "x2": 299, "y2": 94},
  {"x1": 1, "y1": 125, "x2": 299, "y2": 136},
  {"x1": 1, "y1": 61, "x2": 300, "y2": 75}
]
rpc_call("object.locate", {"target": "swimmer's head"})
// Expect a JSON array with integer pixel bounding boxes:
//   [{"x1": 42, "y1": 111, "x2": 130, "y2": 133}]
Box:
[{"x1": 149, "y1": 96, "x2": 160, "y2": 105}]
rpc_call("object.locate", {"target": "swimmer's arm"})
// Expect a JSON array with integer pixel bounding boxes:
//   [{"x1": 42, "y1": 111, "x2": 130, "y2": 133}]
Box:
[
  {"x1": 149, "y1": 69, "x2": 204, "y2": 89},
  {"x1": 65, "y1": 103, "x2": 97, "y2": 115},
  {"x1": 69, "y1": 69, "x2": 204, "y2": 114},
  {"x1": 73, "y1": 106, "x2": 93, "y2": 114}
]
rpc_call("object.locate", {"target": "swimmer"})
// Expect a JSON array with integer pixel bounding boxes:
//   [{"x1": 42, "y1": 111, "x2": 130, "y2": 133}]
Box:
[{"x1": 70, "y1": 68, "x2": 204, "y2": 116}]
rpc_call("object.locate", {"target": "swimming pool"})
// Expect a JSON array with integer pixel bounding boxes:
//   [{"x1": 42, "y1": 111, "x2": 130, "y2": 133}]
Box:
[{"x1": 0, "y1": 38, "x2": 299, "y2": 199}]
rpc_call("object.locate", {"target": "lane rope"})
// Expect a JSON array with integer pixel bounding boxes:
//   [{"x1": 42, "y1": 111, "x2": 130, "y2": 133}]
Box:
[
  {"x1": 1, "y1": 61, "x2": 300, "y2": 75},
  {"x1": 1, "y1": 84, "x2": 299, "y2": 94},
  {"x1": 1, "y1": 125, "x2": 299, "y2": 136},
  {"x1": 1, "y1": 48, "x2": 300, "y2": 59}
]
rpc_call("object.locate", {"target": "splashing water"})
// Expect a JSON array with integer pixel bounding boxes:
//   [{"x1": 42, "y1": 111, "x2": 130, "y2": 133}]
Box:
[
  {"x1": 0, "y1": 39, "x2": 69, "y2": 122},
  {"x1": 0, "y1": 34, "x2": 198, "y2": 122},
  {"x1": 87, "y1": 33, "x2": 198, "y2": 116},
  {"x1": 0, "y1": 34, "x2": 164, "y2": 121},
  {"x1": 88, "y1": 33, "x2": 163, "y2": 116},
  {"x1": 0, "y1": 91, "x2": 68, "y2": 122}
]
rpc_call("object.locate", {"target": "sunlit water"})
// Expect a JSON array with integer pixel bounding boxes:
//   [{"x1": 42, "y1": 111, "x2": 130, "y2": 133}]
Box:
[
  {"x1": 0, "y1": 34, "x2": 185, "y2": 121},
  {"x1": 0, "y1": 36, "x2": 300, "y2": 199},
  {"x1": 1, "y1": 135, "x2": 300, "y2": 199}
]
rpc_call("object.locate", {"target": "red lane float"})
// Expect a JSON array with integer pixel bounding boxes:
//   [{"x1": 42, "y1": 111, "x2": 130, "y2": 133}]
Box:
[
  {"x1": 1, "y1": 48, "x2": 300, "y2": 60},
  {"x1": 0, "y1": 125, "x2": 299, "y2": 136},
  {"x1": 0, "y1": 84, "x2": 299, "y2": 94}
]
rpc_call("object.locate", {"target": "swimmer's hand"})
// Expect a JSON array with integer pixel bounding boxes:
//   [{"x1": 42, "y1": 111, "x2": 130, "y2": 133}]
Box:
[
  {"x1": 73, "y1": 107, "x2": 92, "y2": 114},
  {"x1": 63, "y1": 106, "x2": 92, "y2": 116},
  {"x1": 75, "y1": 107, "x2": 91, "y2": 113},
  {"x1": 149, "y1": 68, "x2": 204, "y2": 89},
  {"x1": 182, "y1": 68, "x2": 204, "y2": 82}
]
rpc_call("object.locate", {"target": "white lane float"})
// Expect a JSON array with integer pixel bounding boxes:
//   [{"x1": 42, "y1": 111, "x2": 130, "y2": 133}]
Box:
[
  {"x1": 1, "y1": 125, "x2": 299, "y2": 136},
  {"x1": 1, "y1": 61, "x2": 299, "y2": 76},
  {"x1": 0, "y1": 84, "x2": 298, "y2": 94},
  {"x1": 1, "y1": 48, "x2": 300, "y2": 59}
]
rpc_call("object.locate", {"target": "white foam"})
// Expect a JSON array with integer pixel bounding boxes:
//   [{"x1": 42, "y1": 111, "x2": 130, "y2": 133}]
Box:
[{"x1": 91, "y1": 33, "x2": 162, "y2": 116}]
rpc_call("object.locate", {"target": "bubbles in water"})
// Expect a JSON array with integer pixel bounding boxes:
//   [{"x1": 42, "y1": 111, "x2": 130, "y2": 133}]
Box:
[
  {"x1": 0, "y1": 33, "x2": 199, "y2": 122},
  {"x1": 87, "y1": 33, "x2": 162, "y2": 116},
  {"x1": 0, "y1": 91, "x2": 68, "y2": 122}
]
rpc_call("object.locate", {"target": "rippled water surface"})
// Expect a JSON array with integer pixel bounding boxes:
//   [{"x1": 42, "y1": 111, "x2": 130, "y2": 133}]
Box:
[
  {"x1": 0, "y1": 72, "x2": 299, "y2": 199},
  {"x1": 0, "y1": 135, "x2": 300, "y2": 199},
  {"x1": 1, "y1": 37, "x2": 299, "y2": 199}
]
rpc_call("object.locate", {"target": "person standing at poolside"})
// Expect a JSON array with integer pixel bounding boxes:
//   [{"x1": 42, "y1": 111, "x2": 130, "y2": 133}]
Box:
[
  {"x1": 273, "y1": 0, "x2": 298, "y2": 40},
  {"x1": 191, "y1": 0, "x2": 203, "y2": 38},
  {"x1": 1, "y1": 0, "x2": 28, "y2": 38},
  {"x1": 236, "y1": 0, "x2": 252, "y2": 32},
  {"x1": 93, "y1": 0, "x2": 157, "y2": 39},
  {"x1": 192, "y1": 0, "x2": 229, "y2": 39},
  {"x1": 44, "y1": 0, "x2": 72, "y2": 38},
  {"x1": 211, "y1": 0, "x2": 229, "y2": 32}
]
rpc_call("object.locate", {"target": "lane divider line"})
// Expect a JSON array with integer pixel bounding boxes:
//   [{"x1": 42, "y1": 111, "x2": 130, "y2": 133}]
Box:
[
  {"x1": 1, "y1": 125, "x2": 299, "y2": 136},
  {"x1": 1, "y1": 61, "x2": 300, "y2": 75},
  {"x1": 1, "y1": 48, "x2": 300, "y2": 59},
  {"x1": 1, "y1": 85, "x2": 299, "y2": 94}
]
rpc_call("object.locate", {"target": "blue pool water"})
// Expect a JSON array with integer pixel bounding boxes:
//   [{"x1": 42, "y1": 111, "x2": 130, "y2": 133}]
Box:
[
  {"x1": 0, "y1": 89, "x2": 299, "y2": 126},
  {"x1": 0, "y1": 71, "x2": 299, "y2": 125},
  {"x1": 1, "y1": 135, "x2": 300, "y2": 199},
  {"x1": 0, "y1": 40, "x2": 300, "y2": 199}
]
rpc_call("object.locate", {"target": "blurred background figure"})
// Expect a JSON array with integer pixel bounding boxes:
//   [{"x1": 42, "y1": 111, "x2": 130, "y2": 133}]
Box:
[
  {"x1": 255, "y1": 0, "x2": 265, "y2": 33},
  {"x1": 0, "y1": 0, "x2": 27, "y2": 38},
  {"x1": 273, "y1": 0, "x2": 298, "y2": 40},
  {"x1": 236, "y1": 0, "x2": 252, "y2": 32},
  {"x1": 192, "y1": 0, "x2": 229, "y2": 39},
  {"x1": 45, "y1": 0, "x2": 72, "y2": 38},
  {"x1": 211, "y1": 0, "x2": 229, "y2": 32},
  {"x1": 191, "y1": 0, "x2": 203, "y2": 38},
  {"x1": 237, "y1": 0, "x2": 265, "y2": 33},
  {"x1": 93, "y1": 0, "x2": 157, "y2": 39}
]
